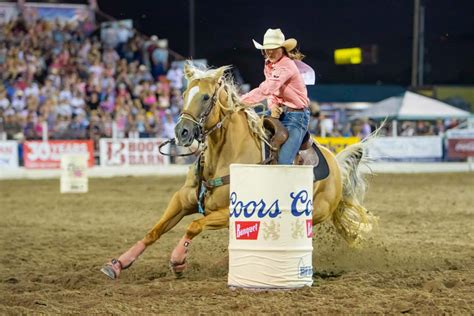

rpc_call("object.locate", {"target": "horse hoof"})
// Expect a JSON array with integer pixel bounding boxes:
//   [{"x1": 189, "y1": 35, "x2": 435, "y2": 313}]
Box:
[
  {"x1": 100, "y1": 265, "x2": 117, "y2": 279},
  {"x1": 169, "y1": 260, "x2": 186, "y2": 278}
]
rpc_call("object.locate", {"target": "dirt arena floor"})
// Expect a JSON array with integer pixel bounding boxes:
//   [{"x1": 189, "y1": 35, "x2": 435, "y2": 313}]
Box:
[{"x1": 0, "y1": 173, "x2": 473, "y2": 314}]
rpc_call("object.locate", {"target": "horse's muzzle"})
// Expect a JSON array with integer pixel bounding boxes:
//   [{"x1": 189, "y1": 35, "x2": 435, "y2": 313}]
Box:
[{"x1": 175, "y1": 120, "x2": 199, "y2": 147}]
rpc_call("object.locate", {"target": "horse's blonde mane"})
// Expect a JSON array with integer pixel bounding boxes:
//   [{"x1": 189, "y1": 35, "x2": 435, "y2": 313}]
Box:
[{"x1": 187, "y1": 64, "x2": 268, "y2": 141}]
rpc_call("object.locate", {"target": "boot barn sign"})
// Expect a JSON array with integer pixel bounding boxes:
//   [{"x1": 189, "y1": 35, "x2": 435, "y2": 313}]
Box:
[{"x1": 99, "y1": 138, "x2": 170, "y2": 167}]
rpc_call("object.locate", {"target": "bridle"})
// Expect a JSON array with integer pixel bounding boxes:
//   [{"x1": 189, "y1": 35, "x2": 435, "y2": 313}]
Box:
[{"x1": 159, "y1": 81, "x2": 229, "y2": 156}]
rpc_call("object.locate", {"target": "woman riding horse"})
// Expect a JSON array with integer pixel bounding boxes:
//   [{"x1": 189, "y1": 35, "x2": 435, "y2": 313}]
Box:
[
  {"x1": 101, "y1": 63, "x2": 376, "y2": 280},
  {"x1": 241, "y1": 28, "x2": 310, "y2": 165}
]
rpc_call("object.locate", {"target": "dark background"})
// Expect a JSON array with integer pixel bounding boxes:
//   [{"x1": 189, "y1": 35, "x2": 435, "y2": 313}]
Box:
[{"x1": 97, "y1": 0, "x2": 474, "y2": 87}]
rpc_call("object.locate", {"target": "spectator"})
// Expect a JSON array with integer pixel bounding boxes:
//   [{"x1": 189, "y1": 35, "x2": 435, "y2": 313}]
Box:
[
  {"x1": 319, "y1": 113, "x2": 334, "y2": 137},
  {"x1": 136, "y1": 64, "x2": 153, "y2": 83},
  {"x1": 150, "y1": 39, "x2": 169, "y2": 78},
  {"x1": 360, "y1": 118, "x2": 372, "y2": 139},
  {"x1": 161, "y1": 109, "x2": 175, "y2": 139},
  {"x1": 167, "y1": 63, "x2": 183, "y2": 91},
  {"x1": 0, "y1": 87, "x2": 11, "y2": 111},
  {"x1": 308, "y1": 111, "x2": 319, "y2": 135},
  {"x1": 400, "y1": 122, "x2": 415, "y2": 136},
  {"x1": 4, "y1": 113, "x2": 22, "y2": 140}
]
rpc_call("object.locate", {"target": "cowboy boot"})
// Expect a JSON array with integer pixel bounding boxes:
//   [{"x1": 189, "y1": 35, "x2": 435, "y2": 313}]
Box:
[
  {"x1": 101, "y1": 240, "x2": 146, "y2": 279},
  {"x1": 169, "y1": 237, "x2": 192, "y2": 278}
]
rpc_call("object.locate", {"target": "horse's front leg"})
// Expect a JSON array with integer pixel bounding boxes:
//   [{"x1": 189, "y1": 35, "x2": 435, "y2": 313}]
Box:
[
  {"x1": 101, "y1": 187, "x2": 197, "y2": 279},
  {"x1": 169, "y1": 208, "x2": 228, "y2": 277}
]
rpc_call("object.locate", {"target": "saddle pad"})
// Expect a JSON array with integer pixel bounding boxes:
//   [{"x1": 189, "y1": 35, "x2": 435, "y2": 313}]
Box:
[
  {"x1": 312, "y1": 143, "x2": 330, "y2": 182},
  {"x1": 261, "y1": 139, "x2": 271, "y2": 162},
  {"x1": 260, "y1": 139, "x2": 330, "y2": 182}
]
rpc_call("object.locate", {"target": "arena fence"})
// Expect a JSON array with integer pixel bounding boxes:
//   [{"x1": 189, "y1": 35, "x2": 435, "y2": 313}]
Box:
[{"x1": 1, "y1": 134, "x2": 473, "y2": 179}]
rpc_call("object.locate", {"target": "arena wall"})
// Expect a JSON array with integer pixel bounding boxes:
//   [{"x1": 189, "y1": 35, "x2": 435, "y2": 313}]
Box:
[{"x1": 0, "y1": 162, "x2": 472, "y2": 180}]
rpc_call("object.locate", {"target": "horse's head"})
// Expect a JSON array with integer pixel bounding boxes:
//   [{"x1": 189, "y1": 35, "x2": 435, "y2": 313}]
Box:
[{"x1": 175, "y1": 63, "x2": 230, "y2": 146}]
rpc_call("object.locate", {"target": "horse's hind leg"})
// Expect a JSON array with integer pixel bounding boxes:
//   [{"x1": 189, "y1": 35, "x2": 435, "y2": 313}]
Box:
[
  {"x1": 169, "y1": 208, "x2": 228, "y2": 277},
  {"x1": 313, "y1": 191, "x2": 337, "y2": 225},
  {"x1": 101, "y1": 188, "x2": 197, "y2": 279},
  {"x1": 312, "y1": 176, "x2": 342, "y2": 226}
]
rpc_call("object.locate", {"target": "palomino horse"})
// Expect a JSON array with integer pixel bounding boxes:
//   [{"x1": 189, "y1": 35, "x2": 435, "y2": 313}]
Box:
[{"x1": 101, "y1": 63, "x2": 376, "y2": 279}]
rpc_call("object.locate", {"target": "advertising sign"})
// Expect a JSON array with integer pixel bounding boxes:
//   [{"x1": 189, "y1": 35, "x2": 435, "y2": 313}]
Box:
[
  {"x1": 99, "y1": 138, "x2": 170, "y2": 167},
  {"x1": 0, "y1": 3, "x2": 19, "y2": 24},
  {"x1": 367, "y1": 136, "x2": 443, "y2": 160},
  {"x1": 23, "y1": 140, "x2": 94, "y2": 169},
  {"x1": 315, "y1": 137, "x2": 360, "y2": 154},
  {"x1": 0, "y1": 141, "x2": 19, "y2": 168},
  {"x1": 446, "y1": 129, "x2": 474, "y2": 139},
  {"x1": 23, "y1": 3, "x2": 90, "y2": 22},
  {"x1": 447, "y1": 138, "x2": 474, "y2": 159}
]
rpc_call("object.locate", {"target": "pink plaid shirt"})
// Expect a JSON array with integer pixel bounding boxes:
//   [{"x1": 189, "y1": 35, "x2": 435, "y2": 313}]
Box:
[{"x1": 240, "y1": 55, "x2": 309, "y2": 109}]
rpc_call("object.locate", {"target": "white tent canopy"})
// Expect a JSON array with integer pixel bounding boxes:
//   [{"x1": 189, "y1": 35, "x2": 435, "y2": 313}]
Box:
[{"x1": 354, "y1": 91, "x2": 472, "y2": 120}]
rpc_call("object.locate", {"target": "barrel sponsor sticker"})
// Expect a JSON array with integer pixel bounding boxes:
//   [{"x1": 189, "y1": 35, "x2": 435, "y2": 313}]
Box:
[
  {"x1": 298, "y1": 257, "x2": 313, "y2": 278},
  {"x1": 235, "y1": 221, "x2": 260, "y2": 240}
]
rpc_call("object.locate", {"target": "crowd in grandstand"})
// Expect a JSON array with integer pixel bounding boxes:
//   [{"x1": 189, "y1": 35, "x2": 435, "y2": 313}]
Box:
[
  {"x1": 0, "y1": 16, "x2": 184, "y2": 149},
  {"x1": 0, "y1": 16, "x2": 458, "y2": 148},
  {"x1": 307, "y1": 102, "x2": 458, "y2": 138}
]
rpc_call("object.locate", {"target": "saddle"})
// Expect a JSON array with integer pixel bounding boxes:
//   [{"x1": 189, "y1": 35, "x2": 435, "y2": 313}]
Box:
[{"x1": 263, "y1": 117, "x2": 329, "y2": 181}]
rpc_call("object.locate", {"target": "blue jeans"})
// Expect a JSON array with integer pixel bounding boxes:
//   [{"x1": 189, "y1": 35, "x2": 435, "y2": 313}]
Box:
[
  {"x1": 278, "y1": 109, "x2": 310, "y2": 164},
  {"x1": 258, "y1": 108, "x2": 310, "y2": 164}
]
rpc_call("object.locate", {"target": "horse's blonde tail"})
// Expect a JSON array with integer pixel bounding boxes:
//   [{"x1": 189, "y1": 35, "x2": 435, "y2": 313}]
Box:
[{"x1": 332, "y1": 129, "x2": 380, "y2": 246}]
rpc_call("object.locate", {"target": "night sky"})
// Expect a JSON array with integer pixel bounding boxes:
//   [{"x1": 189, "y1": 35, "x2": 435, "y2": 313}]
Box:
[{"x1": 98, "y1": 0, "x2": 474, "y2": 87}]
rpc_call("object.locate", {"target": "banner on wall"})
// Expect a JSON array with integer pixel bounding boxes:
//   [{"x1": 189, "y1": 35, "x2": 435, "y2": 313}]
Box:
[
  {"x1": 446, "y1": 129, "x2": 474, "y2": 159},
  {"x1": 23, "y1": 140, "x2": 94, "y2": 169},
  {"x1": 99, "y1": 138, "x2": 170, "y2": 167},
  {"x1": 367, "y1": 136, "x2": 443, "y2": 161},
  {"x1": 314, "y1": 137, "x2": 360, "y2": 154},
  {"x1": 0, "y1": 3, "x2": 19, "y2": 24},
  {"x1": 0, "y1": 141, "x2": 19, "y2": 168},
  {"x1": 447, "y1": 138, "x2": 474, "y2": 159},
  {"x1": 23, "y1": 3, "x2": 91, "y2": 23},
  {"x1": 446, "y1": 129, "x2": 474, "y2": 139}
]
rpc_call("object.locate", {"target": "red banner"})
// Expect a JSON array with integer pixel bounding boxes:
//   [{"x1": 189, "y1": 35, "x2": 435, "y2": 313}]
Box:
[
  {"x1": 23, "y1": 140, "x2": 94, "y2": 169},
  {"x1": 447, "y1": 138, "x2": 474, "y2": 159}
]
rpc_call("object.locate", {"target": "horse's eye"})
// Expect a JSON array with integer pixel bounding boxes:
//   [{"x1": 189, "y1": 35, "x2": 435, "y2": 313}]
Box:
[{"x1": 203, "y1": 94, "x2": 210, "y2": 101}]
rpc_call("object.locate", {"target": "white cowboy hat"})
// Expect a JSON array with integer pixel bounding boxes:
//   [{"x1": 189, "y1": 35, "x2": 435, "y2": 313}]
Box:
[{"x1": 252, "y1": 28, "x2": 297, "y2": 51}]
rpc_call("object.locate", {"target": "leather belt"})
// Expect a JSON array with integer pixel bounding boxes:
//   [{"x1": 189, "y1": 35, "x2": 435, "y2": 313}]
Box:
[{"x1": 285, "y1": 106, "x2": 306, "y2": 112}]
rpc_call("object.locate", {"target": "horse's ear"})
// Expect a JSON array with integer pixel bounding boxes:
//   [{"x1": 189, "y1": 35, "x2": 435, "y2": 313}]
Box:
[
  {"x1": 183, "y1": 62, "x2": 194, "y2": 80},
  {"x1": 214, "y1": 65, "x2": 230, "y2": 82}
]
